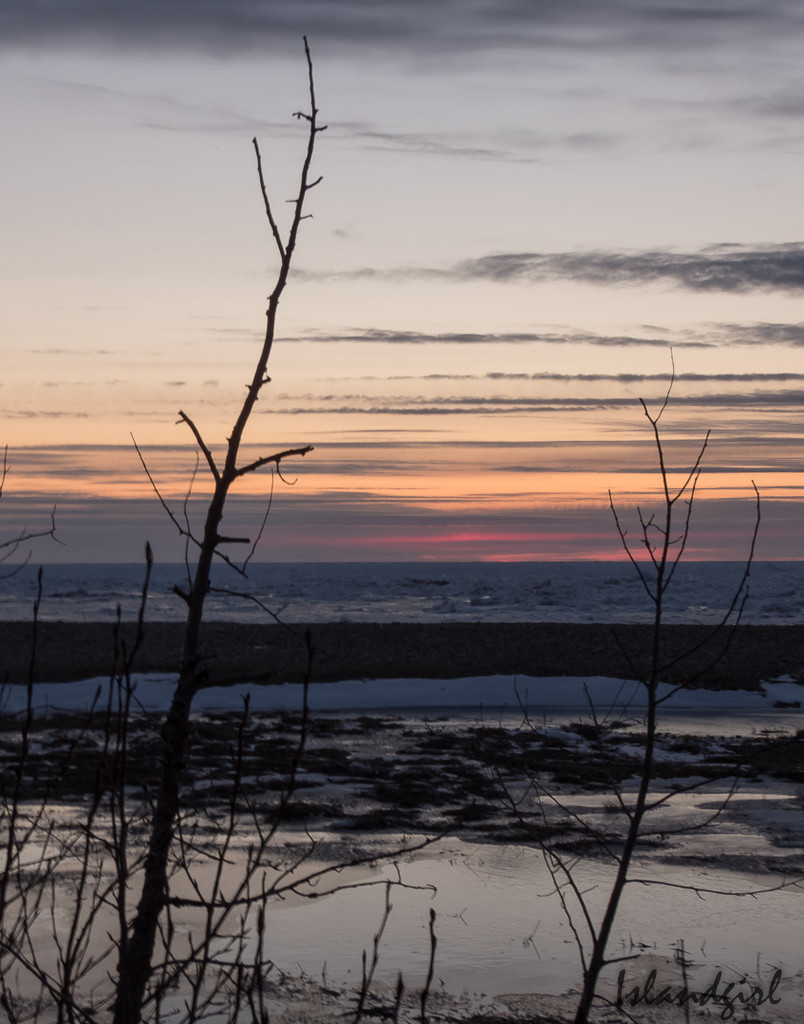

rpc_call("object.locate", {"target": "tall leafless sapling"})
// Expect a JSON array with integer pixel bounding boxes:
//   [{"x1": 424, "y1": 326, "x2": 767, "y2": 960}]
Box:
[
  {"x1": 563, "y1": 381, "x2": 773, "y2": 1023},
  {"x1": 116, "y1": 39, "x2": 322, "y2": 1024},
  {"x1": 570, "y1": 381, "x2": 757, "y2": 1021},
  {"x1": 492, "y1": 376, "x2": 787, "y2": 1024}
]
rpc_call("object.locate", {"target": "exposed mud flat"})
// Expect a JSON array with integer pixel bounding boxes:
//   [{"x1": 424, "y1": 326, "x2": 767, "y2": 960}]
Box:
[{"x1": 3, "y1": 700, "x2": 803, "y2": 1021}]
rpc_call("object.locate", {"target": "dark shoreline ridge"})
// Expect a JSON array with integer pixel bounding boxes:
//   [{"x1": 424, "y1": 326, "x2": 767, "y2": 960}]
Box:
[{"x1": 2, "y1": 621, "x2": 803, "y2": 689}]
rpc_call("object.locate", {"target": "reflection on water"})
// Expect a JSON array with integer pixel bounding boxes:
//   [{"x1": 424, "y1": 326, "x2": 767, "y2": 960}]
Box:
[
  {"x1": 250, "y1": 837, "x2": 804, "y2": 999},
  {"x1": 15, "y1": 828, "x2": 804, "y2": 1008}
]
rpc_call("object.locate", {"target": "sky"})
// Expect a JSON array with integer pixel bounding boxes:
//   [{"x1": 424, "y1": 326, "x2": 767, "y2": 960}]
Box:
[{"x1": 3, "y1": 0, "x2": 804, "y2": 563}]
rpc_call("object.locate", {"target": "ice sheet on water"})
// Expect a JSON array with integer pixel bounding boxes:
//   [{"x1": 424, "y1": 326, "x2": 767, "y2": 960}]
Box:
[
  {"x1": 4, "y1": 673, "x2": 802, "y2": 720},
  {"x1": 1, "y1": 560, "x2": 803, "y2": 624}
]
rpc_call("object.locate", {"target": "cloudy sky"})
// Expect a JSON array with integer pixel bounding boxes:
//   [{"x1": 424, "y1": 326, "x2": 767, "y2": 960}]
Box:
[{"x1": 3, "y1": 0, "x2": 804, "y2": 562}]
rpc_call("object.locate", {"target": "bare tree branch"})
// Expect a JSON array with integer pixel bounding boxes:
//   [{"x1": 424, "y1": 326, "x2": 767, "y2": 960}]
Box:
[
  {"x1": 233, "y1": 442, "x2": 314, "y2": 479},
  {"x1": 0, "y1": 446, "x2": 61, "y2": 574},
  {"x1": 177, "y1": 411, "x2": 220, "y2": 483}
]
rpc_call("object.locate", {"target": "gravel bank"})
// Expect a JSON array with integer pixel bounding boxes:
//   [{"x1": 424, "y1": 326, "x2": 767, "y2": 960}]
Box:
[{"x1": 2, "y1": 620, "x2": 803, "y2": 689}]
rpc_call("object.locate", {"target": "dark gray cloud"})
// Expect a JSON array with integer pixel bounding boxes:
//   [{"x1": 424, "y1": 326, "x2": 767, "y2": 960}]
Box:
[
  {"x1": 311, "y1": 371, "x2": 804, "y2": 386},
  {"x1": 709, "y1": 321, "x2": 804, "y2": 345},
  {"x1": 452, "y1": 243, "x2": 804, "y2": 294},
  {"x1": 302, "y1": 244, "x2": 804, "y2": 295},
  {"x1": 296, "y1": 327, "x2": 712, "y2": 348},
  {"x1": 298, "y1": 322, "x2": 804, "y2": 348},
  {"x1": 489, "y1": 372, "x2": 804, "y2": 384},
  {"x1": 278, "y1": 389, "x2": 804, "y2": 416},
  {"x1": 2, "y1": 1, "x2": 800, "y2": 61}
]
